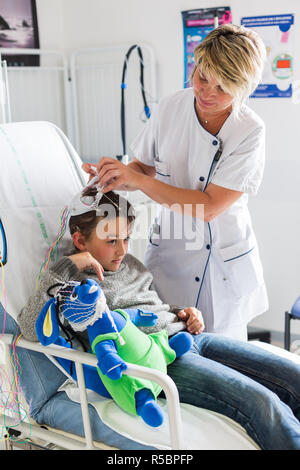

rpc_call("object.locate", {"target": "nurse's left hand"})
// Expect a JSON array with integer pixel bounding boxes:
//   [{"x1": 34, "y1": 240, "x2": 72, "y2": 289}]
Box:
[
  {"x1": 177, "y1": 308, "x2": 205, "y2": 335},
  {"x1": 96, "y1": 157, "x2": 142, "y2": 192}
]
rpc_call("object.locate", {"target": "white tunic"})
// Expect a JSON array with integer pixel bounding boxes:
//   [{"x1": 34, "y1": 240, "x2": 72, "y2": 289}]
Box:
[{"x1": 130, "y1": 88, "x2": 268, "y2": 336}]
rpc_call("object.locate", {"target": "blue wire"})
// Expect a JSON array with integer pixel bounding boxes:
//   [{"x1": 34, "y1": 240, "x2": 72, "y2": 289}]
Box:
[
  {"x1": 0, "y1": 219, "x2": 7, "y2": 266},
  {"x1": 144, "y1": 106, "x2": 151, "y2": 118}
]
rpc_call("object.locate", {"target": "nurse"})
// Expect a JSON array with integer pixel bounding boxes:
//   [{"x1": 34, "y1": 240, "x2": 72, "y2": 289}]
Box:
[{"x1": 83, "y1": 24, "x2": 269, "y2": 341}]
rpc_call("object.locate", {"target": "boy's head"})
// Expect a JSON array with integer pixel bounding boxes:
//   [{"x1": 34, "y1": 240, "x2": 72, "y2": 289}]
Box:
[{"x1": 69, "y1": 188, "x2": 135, "y2": 271}]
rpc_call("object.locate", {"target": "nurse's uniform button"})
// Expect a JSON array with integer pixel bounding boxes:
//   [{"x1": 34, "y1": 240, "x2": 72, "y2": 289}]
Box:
[
  {"x1": 206, "y1": 244, "x2": 210, "y2": 250},
  {"x1": 195, "y1": 277, "x2": 200, "y2": 282},
  {"x1": 212, "y1": 140, "x2": 218, "y2": 145},
  {"x1": 199, "y1": 176, "x2": 205, "y2": 182}
]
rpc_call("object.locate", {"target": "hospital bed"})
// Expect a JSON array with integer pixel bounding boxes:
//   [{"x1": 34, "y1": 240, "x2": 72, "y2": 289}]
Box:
[{"x1": 0, "y1": 121, "x2": 299, "y2": 451}]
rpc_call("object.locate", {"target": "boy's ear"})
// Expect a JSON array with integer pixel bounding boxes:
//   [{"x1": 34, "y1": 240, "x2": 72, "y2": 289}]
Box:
[{"x1": 72, "y1": 231, "x2": 87, "y2": 251}]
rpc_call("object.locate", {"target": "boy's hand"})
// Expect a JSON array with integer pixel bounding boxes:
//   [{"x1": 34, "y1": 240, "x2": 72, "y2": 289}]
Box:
[
  {"x1": 177, "y1": 308, "x2": 205, "y2": 335},
  {"x1": 68, "y1": 252, "x2": 104, "y2": 281}
]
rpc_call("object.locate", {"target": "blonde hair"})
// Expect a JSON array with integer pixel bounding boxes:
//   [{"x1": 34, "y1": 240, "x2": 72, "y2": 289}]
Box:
[{"x1": 190, "y1": 24, "x2": 266, "y2": 113}]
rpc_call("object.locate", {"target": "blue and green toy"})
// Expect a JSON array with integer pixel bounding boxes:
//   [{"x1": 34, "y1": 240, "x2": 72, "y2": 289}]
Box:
[{"x1": 36, "y1": 279, "x2": 192, "y2": 427}]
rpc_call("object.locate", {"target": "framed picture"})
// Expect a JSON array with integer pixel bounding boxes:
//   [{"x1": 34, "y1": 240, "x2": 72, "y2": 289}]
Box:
[{"x1": 0, "y1": 0, "x2": 40, "y2": 66}]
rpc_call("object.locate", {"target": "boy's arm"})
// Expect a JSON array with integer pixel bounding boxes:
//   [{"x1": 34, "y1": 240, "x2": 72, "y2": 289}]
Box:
[
  {"x1": 149, "y1": 282, "x2": 185, "y2": 316},
  {"x1": 169, "y1": 305, "x2": 186, "y2": 316},
  {"x1": 17, "y1": 257, "x2": 79, "y2": 341}
]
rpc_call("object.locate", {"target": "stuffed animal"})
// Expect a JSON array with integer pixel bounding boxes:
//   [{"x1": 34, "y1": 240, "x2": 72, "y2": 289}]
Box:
[{"x1": 36, "y1": 279, "x2": 193, "y2": 427}]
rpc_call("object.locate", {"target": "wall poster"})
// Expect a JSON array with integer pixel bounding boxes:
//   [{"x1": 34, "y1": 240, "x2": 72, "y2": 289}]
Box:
[
  {"x1": 181, "y1": 7, "x2": 232, "y2": 87},
  {"x1": 241, "y1": 14, "x2": 294, "y2": 98},
  {"x1": 0, "y1": 0, "x2": 40, "y2": 66}
]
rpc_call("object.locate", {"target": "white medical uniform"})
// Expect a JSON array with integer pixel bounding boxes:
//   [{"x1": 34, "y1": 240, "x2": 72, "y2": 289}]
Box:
[{"x1": 130, "y1": 88, "x2": 268, "y2": 340}]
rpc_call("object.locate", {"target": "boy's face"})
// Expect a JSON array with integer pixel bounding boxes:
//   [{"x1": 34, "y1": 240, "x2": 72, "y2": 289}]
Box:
[{"x1": 83, "y1": 216, "x2": 131, "y2": 272}]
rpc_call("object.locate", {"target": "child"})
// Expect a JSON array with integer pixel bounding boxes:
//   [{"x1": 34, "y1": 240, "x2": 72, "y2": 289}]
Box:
[
  {"x1": 18, "y1": 188, "x2": 204, "y2": 350},
  {"x1": 17, "y1": 186, "x2": 300, "y2": 450}
]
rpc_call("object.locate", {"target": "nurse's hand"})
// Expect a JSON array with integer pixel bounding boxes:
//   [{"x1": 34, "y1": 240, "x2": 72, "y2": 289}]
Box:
[
  {"x1": 177, "y1": 308, "x2": 205, "y2": 335},
  {"x1": 82, "y1": 162, "x2": 98, "y2": 181},
  {"x1": 97, "y1": 157, "x2": 143, "y2": 192}
]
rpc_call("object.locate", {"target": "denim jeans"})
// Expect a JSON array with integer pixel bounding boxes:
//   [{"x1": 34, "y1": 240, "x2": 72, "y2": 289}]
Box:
[
  {"x1": 2, "y1": 308, "x2": 300, "y2": 450},
  {"x1": 167, "y1": 334, "x2": 300, "y2": 450}
]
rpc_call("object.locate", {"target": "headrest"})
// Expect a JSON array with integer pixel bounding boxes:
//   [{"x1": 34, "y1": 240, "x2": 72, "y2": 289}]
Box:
[{"x1": 0, "y1": 121, "x2": 88, "y2": 320}]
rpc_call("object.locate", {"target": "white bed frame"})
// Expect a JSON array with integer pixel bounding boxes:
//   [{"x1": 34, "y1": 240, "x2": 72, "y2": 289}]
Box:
[{"x1": 0, "y1": 333, "x2": 183, "y2": 450}]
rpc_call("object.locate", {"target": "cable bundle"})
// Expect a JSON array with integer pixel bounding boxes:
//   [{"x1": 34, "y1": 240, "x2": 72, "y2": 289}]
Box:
[
  {"x1": 36, "y1": 205, "x2": 70, "y2": 287},
  {"x1": 0, "y1": 262, "x2": 31, "y2": 444}
]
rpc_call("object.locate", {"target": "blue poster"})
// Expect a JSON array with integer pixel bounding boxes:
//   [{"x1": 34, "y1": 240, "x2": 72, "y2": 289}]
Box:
[
  {"x1": 182, "y1": 7, "x2": 232, "y2": 88},
  {"x1": 241, "y1": 14, "x2": 294, "y2": 98}
]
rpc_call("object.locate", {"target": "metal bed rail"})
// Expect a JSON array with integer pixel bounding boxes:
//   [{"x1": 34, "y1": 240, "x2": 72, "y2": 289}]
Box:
[{"x1": 0, "y1": 48, "x2": 73, "y2": 142}]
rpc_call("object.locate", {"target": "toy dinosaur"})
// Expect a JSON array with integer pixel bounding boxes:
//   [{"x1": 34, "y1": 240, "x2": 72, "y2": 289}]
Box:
[{"x1": 36, "y1": 279, "x2": 192, "y2": 427}]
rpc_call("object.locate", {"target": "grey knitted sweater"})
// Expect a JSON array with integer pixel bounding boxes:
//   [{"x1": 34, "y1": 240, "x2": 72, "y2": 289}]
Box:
[{"x1": 17, "y1": 253, "x2": 186, "y2": 347}]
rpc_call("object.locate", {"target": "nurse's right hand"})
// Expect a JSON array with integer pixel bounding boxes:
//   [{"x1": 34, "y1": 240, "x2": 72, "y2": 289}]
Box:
[{"x1": 97, "y1": 156, "x2": 143, "y2": 193}]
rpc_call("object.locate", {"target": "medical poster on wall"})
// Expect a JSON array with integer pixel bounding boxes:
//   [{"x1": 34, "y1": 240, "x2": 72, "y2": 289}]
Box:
[
  {"x1": 181, "y1": 7, "x2": 232, "y2": 87},
  {"x1": 0, "y1": 0, "x2": 40, "y2": 66},
  {"x1": 241, "y1": 14, "x2": 294, "y2": 98}
]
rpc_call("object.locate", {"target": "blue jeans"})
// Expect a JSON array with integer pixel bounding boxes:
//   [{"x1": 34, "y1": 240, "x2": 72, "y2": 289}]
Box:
[
  {"x1": 2, "y1": 308, "x2": 300, "y2": 450},
  {"x1": 167, "y1": 334, "x2": 300, "y2": 450}
]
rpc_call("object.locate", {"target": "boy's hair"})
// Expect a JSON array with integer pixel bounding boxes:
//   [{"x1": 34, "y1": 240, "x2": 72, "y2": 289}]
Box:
[{"x1": 69, "y1": 188, "x2": 135, "y2": 241}]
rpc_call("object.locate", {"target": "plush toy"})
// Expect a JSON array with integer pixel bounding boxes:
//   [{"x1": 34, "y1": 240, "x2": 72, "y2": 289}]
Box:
[{"x1": 36, "y1": 279, "x2": 193, "y2": 427}]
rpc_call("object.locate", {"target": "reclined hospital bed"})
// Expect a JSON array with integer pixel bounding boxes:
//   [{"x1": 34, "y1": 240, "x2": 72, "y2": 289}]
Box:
[{"x1": 0, "y1": 121, "x2": 299, "y2": 451}]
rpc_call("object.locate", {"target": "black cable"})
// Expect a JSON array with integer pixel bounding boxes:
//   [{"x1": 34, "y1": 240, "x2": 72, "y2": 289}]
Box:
[
  {"x1": 0, "y1": 218, "x2": 7, "y2": 266},
  {"x1": 46, "y1": 283, "x2": 65, "y2": 298},
  {"x1": 55, "y1": 292, "x2": 89, "y2": 376},
  {"x1": 120, "y1": 44, "x2": 151, "y2": 155},
  {"x1": 47, "y1": 283, "x2": 89, "y2": 354}
]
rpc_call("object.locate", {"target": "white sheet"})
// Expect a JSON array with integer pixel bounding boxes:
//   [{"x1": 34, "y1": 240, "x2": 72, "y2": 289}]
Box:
[{"x1": 58, "y1": 341, "x2": 300, "y2": 450}]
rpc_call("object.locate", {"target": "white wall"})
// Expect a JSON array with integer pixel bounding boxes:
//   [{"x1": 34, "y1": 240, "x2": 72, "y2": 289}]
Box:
[{"x1": 35, "y1": 0, "x2": 300, "y2": 339}]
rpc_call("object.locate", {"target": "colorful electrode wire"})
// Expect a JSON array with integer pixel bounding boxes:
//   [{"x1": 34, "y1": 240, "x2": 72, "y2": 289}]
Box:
[
  {"x1": 0, "y1": 183, "x2": 123, "y2": 444},
  {"x1": 0, "y1": 334, "x2": 32, "y2": 445},
  {"x1": 36, "y1": 205, "x2": 70, "y2": 288},
  {"x1": 0, "y1": 259, "x2": 6, "y2": 340},
  {"x1": 0, "y1": 260, "x2": 32, "y2": 444}
]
